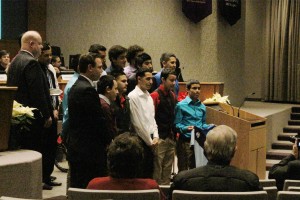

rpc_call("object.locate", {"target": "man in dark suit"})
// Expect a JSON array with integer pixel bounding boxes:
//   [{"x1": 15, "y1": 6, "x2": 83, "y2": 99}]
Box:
[
  {"x1": 68, "y1": 53, "x2": 112, "y2": 188},
  {"x1": 269, "y1": 139, "x2": 300, "y2": 190},
  {"x1": 7, "y1": 30, "x2": 53, "y2": 152},
  {"x1": 168, "y1": 125, "x2": 261, "y2": 199}
]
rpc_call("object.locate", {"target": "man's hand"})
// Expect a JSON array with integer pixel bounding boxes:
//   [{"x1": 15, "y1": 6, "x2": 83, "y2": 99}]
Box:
[
  {"x1": 44, "y1": 117, "x2": 52, "y2": 128},
  {"x1": 292, "y1": 139, "x2": 299, "y2": 159},
  {"x1": 53, "y1": 110, "x2": 59, "y2": 120},
  {"x1": 187, "y1": 126, "x2": 194, "y2": 131},
  {"x1": 152, "y1": 137, "x2": 159, "y2": 146}
]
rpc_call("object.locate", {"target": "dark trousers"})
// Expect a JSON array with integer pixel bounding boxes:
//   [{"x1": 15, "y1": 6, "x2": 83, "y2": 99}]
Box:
[
  {"x1": 42, "y1": 120, "x2": 58, "y2": 183},
  {"x1": 69, "y1": 161, "x2": 107, "y2": 189},
  {"x1": 138, "y1": 138, "x2": 154, "y2": 179}
]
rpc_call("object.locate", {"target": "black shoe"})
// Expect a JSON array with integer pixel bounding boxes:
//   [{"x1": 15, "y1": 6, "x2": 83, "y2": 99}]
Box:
[
  {"x1": 47, "y1": 181, "x2": 62, "y2": 187},
  {"x1": 50, "y1": 176, "x2": 57, "y2": 181},
  {"x1": 43, "y1": 183, "x2": 53, "y2": 190}
]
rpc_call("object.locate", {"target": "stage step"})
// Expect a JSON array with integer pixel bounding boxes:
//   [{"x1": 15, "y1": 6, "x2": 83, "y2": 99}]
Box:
[
  {"x1": 278, "y1": 132, "x2": 297, "y2": 141},
  {"x1": 266, "y1": 149, "x2": 293, "y2": 160},
  {"x1": 266, "y1": 106, "x2": 300, "y2": 171},
  {"x1": 292, "y1": 107, "x2": 300, "y2": 113},
  {"x1": 266, "y1": 159, "x2": 281, "y2": 171},
  {"x1": 283, "y1": 125, "x2": 300, "y2": 133},
  {"x1": 291, "y1": 113, "x2": 300, "y2": 120},
  {"x1": 271, "y1": 141, "x2": 293, "y2": 150},
  {"x1": 288, "y1": 120, "x2": 300, "y2": 126}
]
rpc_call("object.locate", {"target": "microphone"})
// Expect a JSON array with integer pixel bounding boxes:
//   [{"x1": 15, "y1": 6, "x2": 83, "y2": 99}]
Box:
[
  {"x1": 237, "y1": 92, "x2": 255, "y2": 117},
  {"x1": 226, "y1": 99, "x2": 235, "y2": 116}
]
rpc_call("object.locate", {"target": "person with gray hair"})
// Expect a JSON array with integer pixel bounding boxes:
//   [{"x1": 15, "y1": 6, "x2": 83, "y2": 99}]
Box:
[{"x1": 168, "y1": 125, "x2": 261, "y2": 199}]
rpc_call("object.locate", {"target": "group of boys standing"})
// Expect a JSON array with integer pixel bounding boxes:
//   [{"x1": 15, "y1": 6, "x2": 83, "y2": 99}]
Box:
[{"x1": 6, "y1": 30, "x2": 212, "y2": 190}]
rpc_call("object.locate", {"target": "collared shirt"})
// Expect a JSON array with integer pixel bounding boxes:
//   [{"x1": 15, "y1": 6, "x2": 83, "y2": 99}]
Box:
[
  {"x1": 154, "y1": 70, "x2": 179, "y2": 96},
  {"x1": 99, "y1": 94, "x2": 110, "y2": 105},
  {"x1": 174, "y1": 96, "x2": 210, "y2": 138},
  {"x1": 128, "y1": 85, "x2": 159, "y2": 146},
  {"x1": 124, "y1": 65, "x2": 136, "y2": 79},
  {"x1": 61, "y1": 72, "x2": 79, "y2": 137}
]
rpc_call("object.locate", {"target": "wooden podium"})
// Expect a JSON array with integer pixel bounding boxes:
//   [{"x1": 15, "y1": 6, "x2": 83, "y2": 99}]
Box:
[
  {"x1": 206, "y1": 103, "x2": 267, "y2": 179},
  {"x1": 0, "y1": 87, "x2": 17, "y2": 151}
]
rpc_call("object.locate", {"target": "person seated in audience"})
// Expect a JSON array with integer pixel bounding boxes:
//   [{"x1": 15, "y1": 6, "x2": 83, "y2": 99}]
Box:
[
  {"x1": 127, "y1": 52, "x2": 153, "y2": 94},
  {"x1": 89, "y1": 44, "x2": 108, "y2": 70},
  {"x1": 168, "y1": 125, "x2": 262, "y2": 200},
  {"x1": 106, "y1": 45, "x2": 127, "y2": 74},
  {"x1": 269, "y1": 139, "x2": 300, "y2": 190},
  {"x1": 124, "y1": 45, "x2": 144, "y2": 79},
  {"x1": 0, "y1": 50, "x2": 10, "y2": 72},
  {"x1": 87, "y1": 132, "x2": 166, "y2": 200},
  {"x1": 97, "y1": 75, "x2": 119, "y2": 139},
  {"x1": 111, "y1": 71, "x2": 131, "y2": 135}
]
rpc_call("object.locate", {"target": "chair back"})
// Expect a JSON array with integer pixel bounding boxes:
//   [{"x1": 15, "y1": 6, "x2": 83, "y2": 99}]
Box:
[
  {"x1": 277, "y1": 191, "x2": 300, "y2": 200},
  {"x1": 259, "y1": 179, "x2": 276, "y2": 187},
  {"x1": 68, "y1": 188, "x2": 160, "y2": 200},
  {"x1": 172, "y1": 190, "x2": 267, "y2": 200},
  {"x1": 283, "y1": 180, "x2": 300, "y2": 191},
  {"x1": 288, "y1": 186, "x2": 300, "y2": 191},
  {"x1": 263, "y1": 186, "x2": 278, "y2": 200},
  {"x1": 0, "y1": 197, "x2": 38, "y2": 200},
  {"x1": 159, "y1": 185, "x2": 170, "y2": 197}
]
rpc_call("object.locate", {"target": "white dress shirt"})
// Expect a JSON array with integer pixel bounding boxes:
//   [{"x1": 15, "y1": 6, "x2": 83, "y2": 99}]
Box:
[{"x1": 128, "y1": 85, "x2": 159, "y2": 146}]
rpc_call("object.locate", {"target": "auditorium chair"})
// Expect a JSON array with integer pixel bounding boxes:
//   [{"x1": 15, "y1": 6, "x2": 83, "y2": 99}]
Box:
[
  {"x1": 263, "y1": 186, "x2": 278, "y2": 200},
  {"x1": 172, "y1": 190, "x2": 268, "y2": 200},
  {"x1": 159, "y1": 185, "x2": 170, "y2": 197},
  {"x1": 277, "y1": 191, "x2": 300, "y2": 200},
  {"x1": 283, "y1": 179, "x2": 300, "y2": 191},
  {"x1": 68, "y1": 188, "x2": 160, "y2": 200},
  {"x1": 288, "y1": 186, "x2": 300, "y2": 191},
  {"x1": 259, "y1": 179, "x2": 276, "y2": 187}
]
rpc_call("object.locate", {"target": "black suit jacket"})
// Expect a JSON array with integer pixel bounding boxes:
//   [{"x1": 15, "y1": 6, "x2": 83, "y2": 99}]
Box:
[
  {"x1": 7, "y1": 51, "x2": 52, "y2": 123},
  {"x1": 268, "y1": 154, "x2": 300, "y2": 190},
  {"x1": 168, "y1": 161, "x2": 261, "y2": 200},
  {"x1": 68, "y1": 75, "x2": 111, "y2": 163}
]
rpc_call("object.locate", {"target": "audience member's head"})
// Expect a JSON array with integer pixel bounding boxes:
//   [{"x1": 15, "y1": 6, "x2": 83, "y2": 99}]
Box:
[
  {"x1": 89, "y1": 44, "x2": 107, "y2": 70},
  {"x1": 38, "y1": 42, "x2": 52, "y2": 66},
  {"x1": 160, "y1": 68, "x2": 177, "y2": 91},
  {"x1": 78, "y1": 53, "x2": 102, "y2": 81},
  {"x1": 97, "y1": 75, "x2": 119, "y2": 102},
  {"x1": 111, "y1": 71, "x2": 128, "y2": 95},
  {"x1": 51, "y1": 56, "x2": 62, "y2": 68},
  {"x1": 0, "y1": 50, "x2": 10, "y2": 68},
  {"x1": 21, "y1": 31, "x2": 43, "y2": 58},
  {"x1": 186, "y1": 79, "x2": 201, "y2": 101},
  {"x1": 136, "y1": 67, "x2": 153, "y2": 92},
  {"x1": 204, "y1": 125, "x2": 237, "y2": 165},
  {"x1": 107, "y1": 132, "x2": 144, "y2": 178},
  {"x1": 135, "y1": 53, "x2": 153, "y2": 72},
  {"x1": 160, "y1": 52, "x2": 176, "y2": 70},
  {"x1": 108, "y1": 45, "x2": 127, "y2": 69},
  {"x1": 126, "y1": 45, "x2": 144, "y2": 67}
]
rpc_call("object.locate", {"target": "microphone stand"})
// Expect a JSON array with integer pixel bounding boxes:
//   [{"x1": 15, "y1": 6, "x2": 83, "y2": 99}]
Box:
[{"x1": 226, "y1": 100, "x2": 235, "y2": 116}]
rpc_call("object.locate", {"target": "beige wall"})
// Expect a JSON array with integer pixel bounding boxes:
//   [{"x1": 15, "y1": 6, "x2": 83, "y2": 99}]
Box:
[{"x1": 47, "y1": 0, "x2": 266, "y2": 105}]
